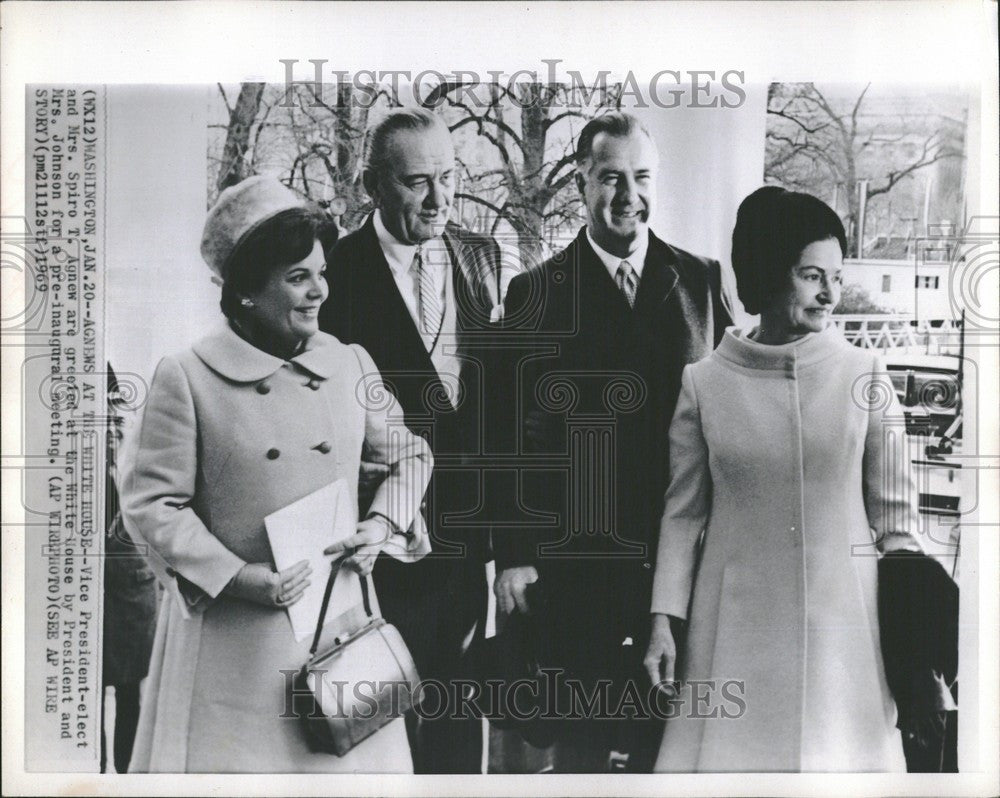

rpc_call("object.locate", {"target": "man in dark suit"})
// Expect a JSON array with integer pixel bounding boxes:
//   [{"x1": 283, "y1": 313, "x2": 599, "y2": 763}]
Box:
[
  {"x1": 493, "y1": 112, "x2": 733, "y2": 772},
  {"x1": 319, "y1": 107, "x2": 505, "y2": 774}
]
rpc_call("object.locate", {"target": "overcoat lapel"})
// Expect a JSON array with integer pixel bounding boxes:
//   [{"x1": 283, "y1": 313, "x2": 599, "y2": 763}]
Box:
[
  {"x1": 576, "y1": 229, "x2": 680, "y2": 322},
  {"x1": 358, "y1": 217, "x2": 437, "y2": 373},
  {"x1": 633, "y1": 236, "x2": 679, "y2": 316},
  {"x1": 576, "y1": 232, "x2": 632, "y2": 319},
  {"x1": 442, "y1": 226, "x2": 497, "y2": 332}
]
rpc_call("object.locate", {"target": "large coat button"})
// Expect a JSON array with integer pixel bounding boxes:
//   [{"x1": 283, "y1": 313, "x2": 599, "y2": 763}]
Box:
[
  {"x1": 315, "y1": 441, "x2": 332, "y2": 454},
  {"x1": 256, "y1": 382, "x2": 271, "y2": 395},
  {"x1": 266, "y1": 448, "x2": 280, "y2": 460},
  {"x1": 307, "y1": 378, "x2": 321, "y2": 390}
]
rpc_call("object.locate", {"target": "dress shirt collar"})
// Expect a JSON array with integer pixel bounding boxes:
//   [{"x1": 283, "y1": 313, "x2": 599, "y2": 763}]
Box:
[
  {"x1": 585, "y1": 227, "x2": 648, "y2": 281},
  {"x1": 373, "y1": 211, "x2": 448, "y2": 276}
]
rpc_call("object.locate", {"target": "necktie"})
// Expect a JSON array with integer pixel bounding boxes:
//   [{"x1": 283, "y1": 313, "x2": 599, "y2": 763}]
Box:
[
  {"x1": 414, "y1": 246, "x2": 444, "y2": 337},
  {"x1": 616, "y1": 260, "x2": 637, "y2": 308}
]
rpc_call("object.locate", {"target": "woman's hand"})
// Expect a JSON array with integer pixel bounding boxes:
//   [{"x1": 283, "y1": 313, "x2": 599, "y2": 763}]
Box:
[
  {"x1": 323, "y1": 516, "x2": 393, "y2": 576},
  {"x1": 644, "y1": 612, "x2": 679, "y2": 694},
  {"x1": 225, "y1": 560, "x2": 312, "y2": 608}
]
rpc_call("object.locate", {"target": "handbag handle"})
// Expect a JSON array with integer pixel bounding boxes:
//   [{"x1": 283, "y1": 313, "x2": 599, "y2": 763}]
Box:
[{"x1": 309, "y1": 555, "x2": 375, "y2": 657}]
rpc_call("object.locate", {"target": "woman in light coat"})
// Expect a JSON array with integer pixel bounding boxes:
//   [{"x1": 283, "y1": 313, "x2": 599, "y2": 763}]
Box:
[
  {"x1": 644, "y1": 187, "x2": 923, "y2": 772},
  {"x1": 122, "y1": 177, "x2": 432, "y2": 772}
]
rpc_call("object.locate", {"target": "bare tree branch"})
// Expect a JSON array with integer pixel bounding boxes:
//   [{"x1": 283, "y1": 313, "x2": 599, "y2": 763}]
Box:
[
  {"x1": 217, "y1": 83, "x2": 233, "y2": 116},
  {"x1": 217, "y1": 82, "x2": 266, "y2": 193},
  {"x1": 455, "y1": 192, "x2": 507, "y2": 216},
  {"x1": 867, "y1": 144, "x2": 961, "y2": 199},
  {"x1": 545, "y1": 109, "x2": 588, "y2": 130}
]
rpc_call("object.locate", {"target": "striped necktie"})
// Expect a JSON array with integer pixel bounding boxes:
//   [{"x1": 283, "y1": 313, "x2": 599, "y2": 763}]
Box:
[
  {"x1": 414, "y1": 246, "x2": 444, "y2": 337},
  {"x1": 616, "y1": 260, "x2": 637, "y2": 308}
]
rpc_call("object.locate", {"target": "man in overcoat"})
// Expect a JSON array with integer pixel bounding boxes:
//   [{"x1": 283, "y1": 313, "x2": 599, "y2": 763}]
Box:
[
  {"x1": 101, "y1": 366, "x2": 158, "y2": 773},
  {"x1": 319, "y1": 107, "x2": 506, "y2": 774},
  {"x1": 492, "y1": 112, "x2": 734, "y2": 772}
]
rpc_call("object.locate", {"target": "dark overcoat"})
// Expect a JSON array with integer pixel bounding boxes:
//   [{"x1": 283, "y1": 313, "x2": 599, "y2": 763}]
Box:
[
  {"x1": 493, "y1": 227, "x2": 733, "y2": 674},
  {"x1": 319, "y1": 217, "x2": 506, "y2": 675}
]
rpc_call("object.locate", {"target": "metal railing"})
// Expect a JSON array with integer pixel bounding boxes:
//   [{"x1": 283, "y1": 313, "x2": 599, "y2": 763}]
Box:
[{"x1": 831, "y1": 315, "x2": 964, "y2": 356}]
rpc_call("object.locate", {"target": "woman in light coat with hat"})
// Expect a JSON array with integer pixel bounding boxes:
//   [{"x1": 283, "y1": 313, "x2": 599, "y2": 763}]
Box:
[
  {"x1": 122, "y1": 176, "x2": 432, "y2": 772},
  {"x1": 645, "y1": 187, "x2": 925, "y2": 772}
]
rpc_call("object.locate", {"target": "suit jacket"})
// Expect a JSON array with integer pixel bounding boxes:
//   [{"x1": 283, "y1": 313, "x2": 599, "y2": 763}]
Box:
[
  {"x1": 320, "y1": 216, "x2": 506, "y2": 597},
  {"x1": 494, "y1": 227, "x2": 732, "y2": 668}
]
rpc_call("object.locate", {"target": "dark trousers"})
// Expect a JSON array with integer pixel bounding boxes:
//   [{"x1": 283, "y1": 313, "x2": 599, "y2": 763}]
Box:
[
  {"x1": 550, "y1": 670, "x2": 664, "y2": 773},
  {"x1": 902, "y1": 711, "x2": 959, "y2": 772},
  {"x1": 100, "y1": 683, "x2": 142, "y2": 774},
  {"x1": 546, "y1": 613, "x2": 664, "y2": 774},
  {"x1": 378, "y1": 556, "x2": 487, "y2": 774}
]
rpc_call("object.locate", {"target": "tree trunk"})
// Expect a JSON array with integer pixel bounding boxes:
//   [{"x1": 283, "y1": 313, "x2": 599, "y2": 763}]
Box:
[
  {"x1": 515, "y1": 85, "x2": 550, "y2": 268},
  {"x1": 844, "y1": 157, "x2": 859, "y2": 257},
  {"x1": 512, "y1": 205, "x2": 545, "y2": 270},
  {"x1": 217, "y1": 83, "x2": 266, "y2": 195},
  {"x1": 334, "y1": 83, "x2": 372, "y2": 232}
]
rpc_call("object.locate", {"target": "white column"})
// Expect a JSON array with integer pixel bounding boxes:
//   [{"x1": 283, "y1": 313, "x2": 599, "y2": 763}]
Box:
[{"x1": 631, "y1": 84, "x2": 768, "y2": 326}]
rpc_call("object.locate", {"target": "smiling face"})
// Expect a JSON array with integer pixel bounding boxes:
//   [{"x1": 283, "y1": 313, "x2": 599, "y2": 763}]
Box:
[
  {"x1": 762, "y1": 238, "x2": 843, "y2": 341},
  {"x1": 367, "y1": 126, "x2": 456, "y2": 245},
  {"x1": 576, "y1": 130, "x2": 658, "y2": 258},
  {"x1": 244, "y1": 239, "x2": 328, "y2": 349}
]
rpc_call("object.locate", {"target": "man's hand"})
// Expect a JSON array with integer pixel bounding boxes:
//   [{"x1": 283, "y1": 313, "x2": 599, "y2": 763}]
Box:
[
  {"x1": 644, "y1": 612, "x2": 678, "y2": 694},
  {"x1": 494, "y1": 565, "x2": 539, "y2": 615},
  {"x1": 324, "y1": 516, "x2": 393, "y2": 576},
  {"x1": 226, "y1": 560, "x2": 312, "y2": 608}
]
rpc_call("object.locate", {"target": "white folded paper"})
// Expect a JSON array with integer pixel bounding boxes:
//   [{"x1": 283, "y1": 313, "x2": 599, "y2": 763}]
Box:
[{"x1": 264, "y1": 479, "x2": 373, "y2": 641}]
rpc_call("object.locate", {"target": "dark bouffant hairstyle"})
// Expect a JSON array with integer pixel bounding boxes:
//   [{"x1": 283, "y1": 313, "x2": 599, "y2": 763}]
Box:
[
  {"x1": 220, "y1": 206, "x2": 324, "y2": 320},
  {"x1": 731, "y1": 186, "x2": 847, "y2": 314}
]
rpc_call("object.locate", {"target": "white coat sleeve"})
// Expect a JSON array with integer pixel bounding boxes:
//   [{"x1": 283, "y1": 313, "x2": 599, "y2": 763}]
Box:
[
  {"x1": 121, "y1": 356, "x2": 247, "y2": 604},
  {"x1": 351, "y1": 344, "x2": 434, "y2": 561},
  {"x1": 862, "y1": 357, "x2": 926, "y2": 554},
  {"x1": 651, "y1": 365, "x2": 712, "y2": 619}
]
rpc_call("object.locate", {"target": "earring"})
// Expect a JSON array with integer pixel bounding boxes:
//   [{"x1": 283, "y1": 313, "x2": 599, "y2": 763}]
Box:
[{"x1": 240, "y1": 298, "x2": 255, "y2": 309}]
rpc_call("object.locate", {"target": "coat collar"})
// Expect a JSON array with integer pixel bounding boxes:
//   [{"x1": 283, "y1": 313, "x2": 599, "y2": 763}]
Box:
[
  {"x1": 575, "y1": 228, "x2": 679, "y2": 310},
  {"x1": 359, "y1": 214, "x2": 498, "y2": 314},
  {"x1": 442, "y1": 224, "x2": 499, "y2": 311},
  {"x1": 715, "y1": 324, "x2": 847, "y2": 371},
  {"x1": 635, "y1": 233, "x2": 680, "y2": 311},
  {"x1": 192, "y1": 322, "x2": 337, "y2": 382},
  {"x1": 359, "y1": 213, "x2": 503, "y2": 328}
]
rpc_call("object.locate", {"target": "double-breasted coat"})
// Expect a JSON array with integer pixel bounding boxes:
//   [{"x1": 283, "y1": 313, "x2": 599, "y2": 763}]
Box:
[
  {"x1": 121, "y1": 324, "x2": 432, "y2": 773},
  {"x1": 651, "y1": 326, "x2": 922, "y2": 772}
]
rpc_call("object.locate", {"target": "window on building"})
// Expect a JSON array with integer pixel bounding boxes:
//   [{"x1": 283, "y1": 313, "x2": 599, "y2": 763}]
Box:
[
  {"x1": 882, "y1": 275, "x2": 891, "y2": 293},
  {"x1": 915, "y1": 275, "x2": 940, "y2": 289}
]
